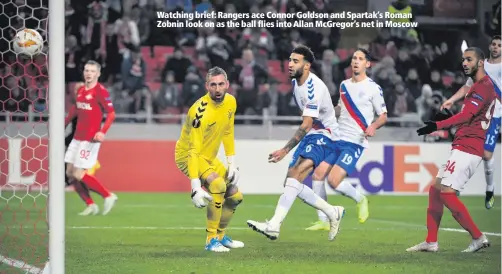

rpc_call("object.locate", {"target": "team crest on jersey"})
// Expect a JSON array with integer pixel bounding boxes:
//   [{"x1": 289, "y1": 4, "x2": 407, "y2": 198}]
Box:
[
  {"x1": 228, "y1": 110, "x2": 233, "y2": 119},
  {"x1": 85, "y1": 94, "x2": 93, "y2": 100}
]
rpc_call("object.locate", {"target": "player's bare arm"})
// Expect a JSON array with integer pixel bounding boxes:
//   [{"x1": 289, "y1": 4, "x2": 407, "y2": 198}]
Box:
[
  {"x1": 441, "y1": 85, "x2": 469, "y2": 110},
  {"x1": 365, "y1": 113, "x2": 387, "y2": 137},
  {"x1": 269, "y1": 116, "x2": 313, "y2": 163},
  {"x1": 335, "y1": 105, "x2": 341, "y2": 118}
]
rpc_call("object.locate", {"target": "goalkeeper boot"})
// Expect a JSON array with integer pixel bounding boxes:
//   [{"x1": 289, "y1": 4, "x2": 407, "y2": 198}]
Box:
[
  {"x1": 102, "y1": 193, "x2": 118, "y2": 215},
  {"x1": 462, "y1": 234, "x2": 490, "y2": 253},
  {"x1": 326, "y1": 206, "x2": 345, "y2": 241},
  {"x1": 220, "y1": 235, "x2": 244, "y2": 249},
  {"x1": 485, "y1": 191, "x2": 495, "y2": 209},
  {"x1": 247, "y1": 220, "x2": 280, "y2": 240},
  {"x1": 357, "y1": 196, "x2": 369, "y2": 223},
  {"x1": 205, "y1": 237, "x2": 230, "y2": 252},
  {"x1": 79, "y1": 204, "x2": 99, "y2": 216},
  {"x1": 406, "y1": 241, "x2": 439, "y2": 252},
  {"x1": 305, "y1": 220, "x2": 330, "y2": 231}
]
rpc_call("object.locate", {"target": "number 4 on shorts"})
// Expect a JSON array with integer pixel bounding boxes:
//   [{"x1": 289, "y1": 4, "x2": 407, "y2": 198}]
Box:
[{"x1": 444, "y1": 160, "x2": 456, "y2": 174}]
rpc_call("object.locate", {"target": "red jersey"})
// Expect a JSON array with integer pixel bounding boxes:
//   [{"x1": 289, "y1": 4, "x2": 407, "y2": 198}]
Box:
[
  {"x1": 71, "y1": 83, "x2": 115, "y2": 141},
  {"x1": 437, "y1": 75, "x2": 496, "y2": 157}
]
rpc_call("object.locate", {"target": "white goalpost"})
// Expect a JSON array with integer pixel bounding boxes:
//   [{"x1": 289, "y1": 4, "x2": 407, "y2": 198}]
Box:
[{"x1": 48, "y1": 0, "x2": 66, "y2": 272}]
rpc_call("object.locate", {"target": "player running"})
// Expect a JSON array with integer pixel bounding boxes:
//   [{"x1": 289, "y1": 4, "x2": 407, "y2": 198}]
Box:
[
  {"x1": 174, "y1": 66, "x2": 244, "y2": 253},
  {"x1": 64, "y1": 61, "x2": 118, "y2": 216},
  {"x1": 247, "y1": 45, "x2": 345, "y2": 241},
  {"x1": 65, "y1": 82, "x2": 103, "y2": 215},
  {"x1": 407, "y1": 47, "x2": 496, "y2": 253},
  {"x1": 441, "y1": 35, "x2": 501, "y2": 209},
  {"x1": 305, "y1": 48, "x2": 387, "y2": 231}
]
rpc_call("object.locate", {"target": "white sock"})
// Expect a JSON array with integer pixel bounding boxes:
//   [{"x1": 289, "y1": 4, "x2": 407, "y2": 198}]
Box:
[
  {"x1": 335, "y1": 181, "x2": 364, "y2": 203},
  {"x1": 269, "y1": 178, "x2": 302, "y2": 226},
  {"x1": 312, "y1": 179, "x2": 329, "y2": 222},
  {"x1": 297, "y1": 182, "x2": 336, "y2": 218},
  {"x1": 484, "y1": 158, "x2": 495, "y2": 192}
]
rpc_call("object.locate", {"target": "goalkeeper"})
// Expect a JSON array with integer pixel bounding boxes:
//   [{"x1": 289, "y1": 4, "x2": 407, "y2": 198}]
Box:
[{"x1": 174, "y1": 67, "x2": 244, "y2": 253}]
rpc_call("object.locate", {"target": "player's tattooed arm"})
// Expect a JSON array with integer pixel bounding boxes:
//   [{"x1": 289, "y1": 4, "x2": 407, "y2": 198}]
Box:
[{"x1": 283, "y1": 117, "x2": 313, "y2": 152}]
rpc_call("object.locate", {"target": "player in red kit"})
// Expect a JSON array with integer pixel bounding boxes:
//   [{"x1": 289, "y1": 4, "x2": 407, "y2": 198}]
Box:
[
  {"x1": 64, "y1": 60, "x2": 118, "y2": 215},
  {"x1": 407, "y1": 47, "x2": 497, "y2": 253}
]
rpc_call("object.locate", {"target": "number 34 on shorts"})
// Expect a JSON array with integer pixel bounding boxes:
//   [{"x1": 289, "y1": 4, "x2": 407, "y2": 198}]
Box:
[{"x1": 436, "y1": 149, "x2": 482, "y2": 191}]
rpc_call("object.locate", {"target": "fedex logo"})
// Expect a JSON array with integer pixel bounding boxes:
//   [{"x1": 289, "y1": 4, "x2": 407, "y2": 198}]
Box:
[
  {"x1": 77, "y1": 102, "x2": 92, "y2": 110},
  {"x1": 347, "y1": 145, "x2": 439, "y2": 194}
]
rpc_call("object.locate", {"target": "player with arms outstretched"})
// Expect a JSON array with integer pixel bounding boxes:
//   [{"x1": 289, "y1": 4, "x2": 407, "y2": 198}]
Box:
[
  {"x1": 305, "y1": 48, "x2": 387, "y2": 231},
  {"x1": 175, "y1": 66, "x2": 243, "y2": 253},
  {"x1": 247, "y1": 45, "x2": 345, "y2": 241},
  {"x1": 407, "y1": 47, "x2": 496, "y2": 253},
  {"x1": 65, "y1": 61, "x2": 118, "y2": 215},
  {"x1": 65, "y1": 82, "x2": 103, "y2": 215},
  {"x1": 441, "y1": 35, "x2": 501, "y2": 209}
]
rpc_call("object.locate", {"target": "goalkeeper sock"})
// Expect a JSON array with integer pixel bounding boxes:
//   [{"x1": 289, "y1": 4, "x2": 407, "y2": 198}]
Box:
[
  {"x1": 335, "y1": 181, "x2": 364, "y2": 203},
  {"x1": 81, "y1": 174, "x2": 111, "y2": 198},
  {"x1": 206, "y1": 177, "x2": 226, "y2": 241},
  {"x1": 426, "y1": 186, "x2": 443, "y2": 243},
  {"x1": 484, "y1": 158, "x2": 495, "y2": 192},
  {"x1": 73, "y1": 181, "x2": 94, "y2": 205},
  {"x1": 441, "y1": 192, "x2": 482, "y2": 239},
  {"x1": 312, "y1": 180, "x2": 329, "y2": 222},
  {"x1": 218, "y1": 191, "x2": 243, "y2": 239}
]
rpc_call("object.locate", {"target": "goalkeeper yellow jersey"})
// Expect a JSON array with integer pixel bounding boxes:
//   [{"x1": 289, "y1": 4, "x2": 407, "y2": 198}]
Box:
[{"x1": 175, "y1": 93, "x2": 236, "y2": 180}]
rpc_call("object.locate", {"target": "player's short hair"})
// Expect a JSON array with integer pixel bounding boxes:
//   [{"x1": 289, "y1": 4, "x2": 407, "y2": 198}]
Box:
[
  {"x1": 85, "y1": 60, "x2": 101, "y2": 71},
  {"x1": 465, "y1": 47, "x2": 485, "y2": 61},
  {"x1": 206, "y1": 66, "x2": 228, "y2": 82},
  {"x1": 292, "y1": 45, "x2": 315, "y2": 64},
  {"x1": 491, "y1": 35, "x2": 501, "y2": 42},
  {"x1": 355, "y1": 48, "x2": 372, "y2": 61}
]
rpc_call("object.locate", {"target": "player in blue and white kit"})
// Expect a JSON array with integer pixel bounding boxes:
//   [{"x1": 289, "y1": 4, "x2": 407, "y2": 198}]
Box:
[
  {"x1": 305, "y1": 48, "x2": 388, "y2": 231},
  {"x1": 247, "y1": 45, "x2": 345, "y2": 241},
  {"x1": 441, "y1": 35, "x2": 501, "y2": 209}
]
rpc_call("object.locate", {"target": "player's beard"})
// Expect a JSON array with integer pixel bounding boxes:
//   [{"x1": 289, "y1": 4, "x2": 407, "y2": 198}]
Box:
[
  {"x1": 210, "y1": 92, "x2": 226, "y2": 103},
  {"x1": 490, "y1": 51, "x2": 500, "y2": 59},
  {"x1": 465, "y1": 63, "x2": 478, "y2": 77},
  {"x1": 291, "y1": 67, "x2": 304, "y2": 80}
]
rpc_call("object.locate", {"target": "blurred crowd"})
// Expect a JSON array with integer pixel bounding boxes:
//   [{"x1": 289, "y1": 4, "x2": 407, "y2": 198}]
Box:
[{"x1": 0, "y1": 0, "x2": 500, "y2": 130}]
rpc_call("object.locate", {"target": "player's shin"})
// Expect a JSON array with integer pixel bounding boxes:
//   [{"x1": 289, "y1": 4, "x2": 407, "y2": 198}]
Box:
[
  {"x1": 218, "y1": 190, "x2": 243, "y2": 239},
  {"x1": 484, "y1": 157, "x2": 495, "y2": 192},
  {"x1": 426, "y1": 185, "x2": 443, "y2": 243},
  {"x1": 440, "y1": 192, "x2": 483, "y2": 239},
  {"x1": 269, "y1": 178, "x2": 303, "y2": 226},
  {"x1": 81, "y1": 173, "x2": 111, "y2": 198},
  {"x1": 312, "y1": 180, "x2": 329, "y2": 222},
  {"x1": 72, "y1": 181, "x2": 94, "y2": 205},
  {"x1": 334, "y1": 181, "x2": 364, "y2": 203},
  {"x1": 297, "y1": 183, "x2": 336, "y2": 217},
  {"x1": 206, "y1": 177, "x2": 227, "y2": 241}
]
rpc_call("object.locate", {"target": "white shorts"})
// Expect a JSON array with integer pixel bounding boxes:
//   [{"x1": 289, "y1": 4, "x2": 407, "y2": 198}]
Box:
[
  {"x1": 436, "y1": 149, "x2": 482, "y2": 191},
  {"x1": 64, "y1": 139, "x2": 101, "y2": 169}
]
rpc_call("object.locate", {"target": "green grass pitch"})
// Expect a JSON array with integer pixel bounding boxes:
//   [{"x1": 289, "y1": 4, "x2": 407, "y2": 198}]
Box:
[{"x1": 0, "y1": 193, "x2": 500, "y2": 273}]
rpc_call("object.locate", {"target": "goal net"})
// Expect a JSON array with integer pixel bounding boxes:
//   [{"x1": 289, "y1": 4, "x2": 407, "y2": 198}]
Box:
[{"x1": 0, "y1": 1, "x2": 50, "y2": 273}]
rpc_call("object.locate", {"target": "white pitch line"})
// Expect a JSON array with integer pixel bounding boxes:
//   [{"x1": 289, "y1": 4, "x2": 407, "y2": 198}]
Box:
[
  {"x1": 370, "y1": 218, "x2": 502, "y2": 237},
  {"x1": 118, "y1": 204, "x2": 499, "y2": 210},
  {"x1": 0, "y1": 254, "x2": 42, "y2": 274},
  {"x1": 67, "y1": 224, "x2": 502, "y2": 237}
]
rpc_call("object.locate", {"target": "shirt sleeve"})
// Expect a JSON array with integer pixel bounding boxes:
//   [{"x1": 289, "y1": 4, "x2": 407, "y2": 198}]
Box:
[
  {"x1": 371, "y1": 84, "x2": 387, "y2": 115},
  {"x1": 97, "y1": 86, "x2": 115, "y2": 113},
  {"x1": 187, "y1": 107, "x2": 206, "y2": 180},
  {"x1": 222, "y1": 97, "x2": 236, "y2": 157},
  {"x1": 301, "y1": 81, "x2": 322, "y2": 118}
]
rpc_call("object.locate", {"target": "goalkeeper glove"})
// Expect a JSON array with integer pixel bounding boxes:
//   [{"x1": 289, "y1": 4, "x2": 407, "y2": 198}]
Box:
[
  {"x1": 226, "y1": 156, "x2": 240, "y2": 185},
  {"x1": 433, "y1": 109, "x2": 453, "y2": 121},
  {"x1": 416, "y1": 121, "x2": 438, "y2": 136},
  {"x1": 190, "y1": 179, "x2": 212, "y2": 208}
]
